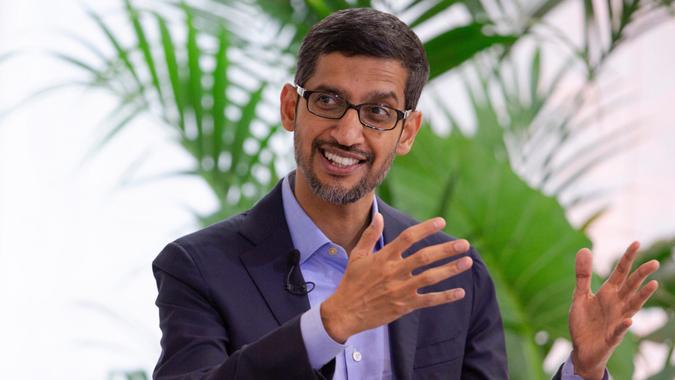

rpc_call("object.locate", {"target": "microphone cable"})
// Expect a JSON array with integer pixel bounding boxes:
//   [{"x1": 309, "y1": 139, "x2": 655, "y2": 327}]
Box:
[{"x1": 285, "y1": 249, "x2": 316, "y2": 295}]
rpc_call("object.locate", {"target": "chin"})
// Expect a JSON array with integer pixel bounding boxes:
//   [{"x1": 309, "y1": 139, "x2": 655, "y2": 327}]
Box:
[{"x1": 306, "y1": 169, "x2": 371, "y2": 205}]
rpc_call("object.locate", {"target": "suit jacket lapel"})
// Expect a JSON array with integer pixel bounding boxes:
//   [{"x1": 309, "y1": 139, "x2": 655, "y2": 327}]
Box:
[
  {"x1": 380, "y1": 199, "x2": 420, "y2": 380},
  {"x1": 238, "y1": 181, "x2": 311, "y2": 326}
]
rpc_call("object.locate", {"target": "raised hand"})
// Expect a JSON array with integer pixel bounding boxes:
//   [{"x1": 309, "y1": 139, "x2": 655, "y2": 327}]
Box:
[
  {"x1": 569, "y1": 241, "x2": 660, "y2": 379},
  {"x1": 320, "y1": 213, "x2": 472, "y2": 343}
]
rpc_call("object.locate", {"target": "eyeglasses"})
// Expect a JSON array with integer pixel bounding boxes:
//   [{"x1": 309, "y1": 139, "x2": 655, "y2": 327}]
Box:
[{"x1": 294, "y1": 84, "x2": 411, "y2": 131}]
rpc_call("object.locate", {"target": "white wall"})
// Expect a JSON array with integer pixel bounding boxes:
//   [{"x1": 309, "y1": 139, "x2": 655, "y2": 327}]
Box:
[{"x1": 0, "y1": 1, "x2": 212, "y2": 377}]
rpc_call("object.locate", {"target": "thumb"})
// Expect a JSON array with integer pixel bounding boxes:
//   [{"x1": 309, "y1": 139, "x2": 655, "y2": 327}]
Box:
[
  {"x1": 349, "y1": 212, "x2": 383, "y2": 262},
  {"x1": 574, "y1": 248, "x2": 593, "y2": 299}
]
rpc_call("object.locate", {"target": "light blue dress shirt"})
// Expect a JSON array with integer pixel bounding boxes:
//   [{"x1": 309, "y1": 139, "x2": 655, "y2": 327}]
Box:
[
  {"x1": 281, "y1": 174, "x2": 606, "y2": 380},
  {"x1": 282, "y1": 175, "x2": 393, "y2": 379}
]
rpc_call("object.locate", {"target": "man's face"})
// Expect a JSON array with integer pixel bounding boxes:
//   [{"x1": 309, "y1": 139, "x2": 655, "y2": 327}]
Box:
[{"x1": 281, "y1": 52, "x2": 422, "y2": 205}]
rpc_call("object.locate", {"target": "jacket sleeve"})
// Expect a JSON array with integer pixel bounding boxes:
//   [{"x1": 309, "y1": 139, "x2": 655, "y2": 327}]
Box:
[
  {"x1": 152, "y1": 242, "x2": 332, "y2": 380},
  {"x1": 461, "y1": 254, "x2": 509, "y2": 379}
]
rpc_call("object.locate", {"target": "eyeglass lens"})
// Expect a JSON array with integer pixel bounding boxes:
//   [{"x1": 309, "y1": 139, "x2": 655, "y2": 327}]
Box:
[{"x1": 307, "y1": 92, "x2": 397, "y2": 130}]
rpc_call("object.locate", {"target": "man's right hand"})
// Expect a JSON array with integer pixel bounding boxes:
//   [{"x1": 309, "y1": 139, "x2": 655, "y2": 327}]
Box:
[{"x1": 320, "y1": 213, "x2": 473, "y2": 343}]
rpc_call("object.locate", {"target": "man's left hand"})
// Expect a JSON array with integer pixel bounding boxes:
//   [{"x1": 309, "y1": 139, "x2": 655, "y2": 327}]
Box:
[{"x1": 569, "y1": 241, "x2": 660, "y2": 380}]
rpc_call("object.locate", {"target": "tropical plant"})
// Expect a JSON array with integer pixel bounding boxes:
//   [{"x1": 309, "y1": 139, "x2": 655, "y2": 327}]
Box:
[
  {"x1": 617, "y1": 239, "x2": 675, "y2": 380},
  {"x1": 56, "y1": 0, "x2": 284, "y2": 224},
  {"x1": 46, "y1": 0, "x2": 675, "y2": 379},
  {"x1": 383, "y1": 108, "x2": 637, "y2": 379}
]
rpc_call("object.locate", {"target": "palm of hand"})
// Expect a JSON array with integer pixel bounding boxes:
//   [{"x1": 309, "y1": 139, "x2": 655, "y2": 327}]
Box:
[
  {"x1": 568, "y1": 242, "x2": 659, "y2": 379},
  {"x1": 569, "y1": 280, "x2": 629, "y2": 374}
]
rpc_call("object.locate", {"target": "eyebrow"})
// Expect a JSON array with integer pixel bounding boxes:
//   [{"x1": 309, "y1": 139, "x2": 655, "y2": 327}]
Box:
[{"x1": 312, "y1": 84, "x2": 400, "y2": 106}]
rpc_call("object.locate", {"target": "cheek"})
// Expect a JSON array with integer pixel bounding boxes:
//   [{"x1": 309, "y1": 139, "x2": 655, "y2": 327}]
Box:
[
  {"x1": 294, "y1": 120, "x2": 322, "y2": 154},
  {"x1": 370, "y1": 135, "x2": 399, "y2": 163}
]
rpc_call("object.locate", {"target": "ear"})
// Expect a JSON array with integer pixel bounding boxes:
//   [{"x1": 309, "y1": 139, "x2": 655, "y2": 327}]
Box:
[
  {"x1": 280, "y1": 83, "x2": 298, "y2": 132},
  {"x1": 395, "y1": 110, "x2": 423, "y2": 155}
]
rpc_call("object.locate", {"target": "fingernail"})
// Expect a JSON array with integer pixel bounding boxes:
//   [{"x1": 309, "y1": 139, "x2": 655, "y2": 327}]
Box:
[
  {"x1": 458, "y1": 257, "x2": 472, "y2": 270},
  {"x1": 455, "y1": 239, "x2": 469, "y2": 252},
  {"x1": 433, "y1": 218, "x2": 445, "y2": 228}
]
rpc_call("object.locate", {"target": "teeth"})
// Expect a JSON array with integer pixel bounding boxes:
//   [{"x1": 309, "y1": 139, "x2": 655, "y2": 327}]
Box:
[{"x1": 324, "y1": 151, "x2": 359, "y2": 167}]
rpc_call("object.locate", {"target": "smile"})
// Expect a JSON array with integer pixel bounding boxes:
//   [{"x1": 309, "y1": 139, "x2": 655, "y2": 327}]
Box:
[
  {"x1": 323, "y1": 151, "x2": 360, "y2": 167},
  {"x1": 317, "y1": 147, "x2": 369, "y2": 174}
]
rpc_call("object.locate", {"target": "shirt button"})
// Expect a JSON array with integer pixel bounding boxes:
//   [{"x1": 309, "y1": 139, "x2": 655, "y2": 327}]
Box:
[
  {"x1": 352, "y1": 350, "x2": 362, "y2": 362},
  {"x1": 328, "y1": 247, "x2": 337, "y2": 255}
]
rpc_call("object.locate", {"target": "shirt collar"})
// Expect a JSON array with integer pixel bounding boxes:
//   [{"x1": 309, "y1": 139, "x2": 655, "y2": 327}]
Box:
[{"x1": 281, "y1": 173, "x2": 384, "y2": 265}]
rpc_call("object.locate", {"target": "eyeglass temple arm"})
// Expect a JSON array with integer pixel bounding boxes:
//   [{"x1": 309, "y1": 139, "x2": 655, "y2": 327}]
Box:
[{"x1": 293, "y1": 83, "x2": 305, "y2": 97}]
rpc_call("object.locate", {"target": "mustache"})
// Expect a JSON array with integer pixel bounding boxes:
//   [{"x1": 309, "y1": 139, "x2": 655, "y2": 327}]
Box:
[{"x1": 312, "y1": 139, "x2": 374, "y2": 163}]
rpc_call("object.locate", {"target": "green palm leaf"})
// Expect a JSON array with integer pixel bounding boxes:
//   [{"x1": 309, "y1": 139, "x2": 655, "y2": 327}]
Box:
[
  {"x1": 386, "y1": 125, "x2": 639, "y2": 379},
  {"x1": 51, "y1": 1, "x2": 285, "y2": 219}
]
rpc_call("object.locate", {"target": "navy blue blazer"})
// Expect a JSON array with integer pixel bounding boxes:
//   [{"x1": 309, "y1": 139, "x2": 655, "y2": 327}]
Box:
[{"x1": 152, "y1": 180, "x2": 508, "y2": 379}]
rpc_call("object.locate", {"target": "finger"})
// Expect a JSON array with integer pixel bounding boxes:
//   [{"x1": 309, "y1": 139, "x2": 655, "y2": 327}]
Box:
[
  {"x1": 409, "y1": 256, "x2": 473, "y2": 290},
  {"x1": 401, "y1": 239, "x2": 470, "y2": 274},
  {"x1": 607, "y1": 318, "x2": 632, "y2": 347},
  {"x1": 625, "y1": 280, "x2": 659, "y2": 316},
  {"x1": 619, "y1": 259, "x2": 660, "y2": 298},
  {"x1": 384, "y1": 217, "x2": 446, "y2": 260},
  {"x1": 606, "y1": 241, "x2": 640, "y2": 287},
  {"x1": 574, "y1": 248, "x2": 593, "y2": 298},
  {"x1": 414, "y1": 288, "x2": 466, "y2": 309},
  {"x1": 350, "y1": 212, "x2": 384, "y2": 261}
]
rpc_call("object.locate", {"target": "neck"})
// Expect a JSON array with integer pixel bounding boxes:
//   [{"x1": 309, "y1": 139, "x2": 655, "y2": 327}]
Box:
[{"x1": 292, "y1": 171, "x2": 375, "y2": 254}]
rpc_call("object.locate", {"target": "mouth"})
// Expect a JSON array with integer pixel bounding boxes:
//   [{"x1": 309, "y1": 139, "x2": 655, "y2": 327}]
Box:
[
  {"x1": 322, "y1": 150, "x2": 362, "y2": 167},
  {"x1": 317, "y1": 146, "x2": 369, "y2": 175}
]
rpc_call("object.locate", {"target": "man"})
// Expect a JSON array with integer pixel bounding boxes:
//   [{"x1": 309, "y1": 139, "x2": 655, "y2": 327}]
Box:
[{"x1": 152, "y1": 8, "x2": 660, "y2": 379}]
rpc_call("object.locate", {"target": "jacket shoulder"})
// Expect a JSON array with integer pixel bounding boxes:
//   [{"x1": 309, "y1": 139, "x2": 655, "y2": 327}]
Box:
[
  {"x1": 176, "y1": 212, "x2": 249, "y2": 251},
  {"x1": 152, "y1": 212, "x2": 251, "y2": 271}
]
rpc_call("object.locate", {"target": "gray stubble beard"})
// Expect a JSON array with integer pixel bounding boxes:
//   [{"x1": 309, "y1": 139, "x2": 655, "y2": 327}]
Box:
[{"x1": 293, "y1": 131, "x2": 396, "y2": 205}]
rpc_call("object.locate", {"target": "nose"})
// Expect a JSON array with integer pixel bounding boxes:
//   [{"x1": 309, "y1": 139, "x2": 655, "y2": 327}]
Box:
[{"x1": 330, "y1": 107, "x2": 365, "y2": 147}]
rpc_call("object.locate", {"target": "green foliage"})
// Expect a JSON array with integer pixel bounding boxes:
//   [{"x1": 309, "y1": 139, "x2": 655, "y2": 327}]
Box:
[
  {"x1": 195, "y1": 0, "x2": 519, "y2": 79},
  {"x1": 385, "y1": 125, "x2": 584, "y2": 378},
  {"x1": 425, "y1": 23, "x2": 518, "y2": 80},
  {"x1": 644, "y1": 309, "x2": 675, "y2": 379},
  {"x1": 57, "y1": 0, "x2": 281, "y2": 219},
  {"x1": 617, "y1": 239, "x2": 675, "y2": 379},
  {"x1": 579, "y1": 0, "x2": 674, "y2": 78},
  {"x1": 638, "y1": 239, "x2": 675, "y2": 312},
  {"x1": 383, "y1": 121, "x2": 649, "y2": 378},
  {"x1": 108, "y1": 369, "x2": 148, "y2": 380}
]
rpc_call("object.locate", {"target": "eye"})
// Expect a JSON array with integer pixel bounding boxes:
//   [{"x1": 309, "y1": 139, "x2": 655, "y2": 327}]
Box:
[
  {"x1": 318, "y1": 94, "x2": 334, "y2": 103},
  {"x1": 364, "y1": 105, "x2": 392, "y2": 120},
  {"x1": 313, "y1": 93, "x2": 340, "y2": 108}
]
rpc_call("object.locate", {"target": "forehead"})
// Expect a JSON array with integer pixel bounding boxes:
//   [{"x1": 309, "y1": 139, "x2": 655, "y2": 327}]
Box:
[{"x1": 304, "y1": 52, "x2": 408, "y2": 104}]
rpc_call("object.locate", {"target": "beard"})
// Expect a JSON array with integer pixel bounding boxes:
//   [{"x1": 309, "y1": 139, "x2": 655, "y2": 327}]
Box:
[{"x1": 294, "y1": 131, "x2": 396, "y2": 205}]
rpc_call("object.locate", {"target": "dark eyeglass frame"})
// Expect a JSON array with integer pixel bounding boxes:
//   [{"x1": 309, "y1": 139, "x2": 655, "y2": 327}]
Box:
[{"x1": 294, "y1": 84, "x2": 411, "y2": 131}]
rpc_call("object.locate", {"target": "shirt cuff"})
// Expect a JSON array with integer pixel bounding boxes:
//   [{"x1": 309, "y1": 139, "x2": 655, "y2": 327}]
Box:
[
  {"x1": 300, "y1": 305, "x2": 346, "y2": 369},
  {"x1": 561, "y1": 354, "x2": 610, "y2": 380}
]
